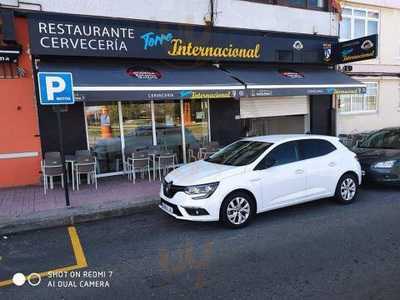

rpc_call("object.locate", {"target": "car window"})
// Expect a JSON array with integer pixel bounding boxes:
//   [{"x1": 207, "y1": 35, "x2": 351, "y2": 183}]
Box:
[
  {"x1": 359, "y1": 130, "x2": 400, "y2": 149},
  {"x1": 206, "y1": 141, "x2": 273, "y2": 166},
  {"x1": 258, "y1": 141, "x2": 299, "y2": 168},
  {"x1": 298, "y1": 139, "x2": 337, "y2": 160}
]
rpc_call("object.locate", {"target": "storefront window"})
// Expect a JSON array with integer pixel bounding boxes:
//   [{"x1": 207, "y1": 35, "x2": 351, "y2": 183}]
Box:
[
  {"x1": 121, "y1": 102, "x2": 153, "y2": 155},
  {"x1": 85, "y1": 104, "x2": 123, "y2": 174},
  {"x1": 154, "y1": 101, "x2": 183, "y2": 162},
  {"x1": 183, "y1": 99, "x2": 210, "y2": 151}
]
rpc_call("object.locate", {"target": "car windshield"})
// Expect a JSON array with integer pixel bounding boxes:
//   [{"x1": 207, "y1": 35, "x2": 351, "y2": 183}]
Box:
[
  {"x1": 205, "y1": 140, "x2": 272, "y2": 166},
  {"x1": 359, "y1": 130, "x2": 400, "y2": 149}
]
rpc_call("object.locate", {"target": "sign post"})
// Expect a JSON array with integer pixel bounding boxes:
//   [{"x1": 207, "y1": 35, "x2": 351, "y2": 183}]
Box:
[
  {"x1": 38, "y1": 72, "x2": 75, "y2": 207},
  {"x1": 54, "y1": 105, "x2": 70, "y2": 207}
]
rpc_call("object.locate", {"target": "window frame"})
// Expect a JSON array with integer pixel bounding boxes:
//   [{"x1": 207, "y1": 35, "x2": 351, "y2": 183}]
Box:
[
  {"x1": 339, "y1": 81, "x2": 379, "y2": 114},
  {"x1": 240, "y1": 0, "x2": 329, "y2": 12},
  {"x1": 340, "y1": 6, "x2": 380, "y2": 42}
]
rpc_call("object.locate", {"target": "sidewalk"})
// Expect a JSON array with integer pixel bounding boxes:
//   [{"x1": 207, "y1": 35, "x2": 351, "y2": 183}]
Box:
[{"x1": 0, "y1": 176, "x2": 161, "y2": 235}]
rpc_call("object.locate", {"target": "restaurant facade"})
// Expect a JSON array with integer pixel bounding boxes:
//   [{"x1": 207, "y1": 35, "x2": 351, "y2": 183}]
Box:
[{"x1": 2, "y1": 10, "x2": 367, "y2": 183}]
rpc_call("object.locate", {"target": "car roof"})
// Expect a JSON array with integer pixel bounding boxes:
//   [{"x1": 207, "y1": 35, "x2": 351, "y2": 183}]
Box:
[
  {"x1": 242, "y1": 134, "x2": 339, "y2": 144},
  {"x1": 377, "y1": 127, "x2": 400, "y2": 131}
]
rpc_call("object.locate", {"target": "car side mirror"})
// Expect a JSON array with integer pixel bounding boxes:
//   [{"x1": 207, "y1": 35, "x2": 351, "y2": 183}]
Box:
[{"x1": 255, "y1": 157, "x2": 275, "y2": 171}]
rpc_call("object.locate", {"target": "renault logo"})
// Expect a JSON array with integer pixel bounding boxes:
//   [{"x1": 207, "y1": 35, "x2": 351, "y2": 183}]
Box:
[{"x1": 165, "y1": 181, "x2": 172, "y2": 193}]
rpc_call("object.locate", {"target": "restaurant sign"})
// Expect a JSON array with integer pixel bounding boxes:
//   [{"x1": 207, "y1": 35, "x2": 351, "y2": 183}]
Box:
[
  {"x1": 0, "y1": 45, "x2": 21, "y2": 63},
  {"x1": 335, "y1": 34, "x2": 378, "y2": 64},
  {"x1": 28, "y1": 14, "x2": 334, "y2": 63}
]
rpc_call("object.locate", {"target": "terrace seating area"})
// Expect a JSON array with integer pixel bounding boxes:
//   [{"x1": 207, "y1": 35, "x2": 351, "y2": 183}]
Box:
[
  {"x1": 0, "y1": 141, "x2": 222, "y2": 219},
  {"x1": 40, "y1": 141, "x2": 221, "y2": 194}
]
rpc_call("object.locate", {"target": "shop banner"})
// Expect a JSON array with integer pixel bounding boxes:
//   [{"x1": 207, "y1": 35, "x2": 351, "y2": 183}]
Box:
[
  {"x1": 248, "y1": 86, "x2": 366, "y2": 97},
  {"x1": 0, "y1": 45, "x2": 21, "y2": 63},
  {"x1": 74, "y1": 89, "x2": 244, "y2": 102},
  {"x1": 28, "y1": 13, "x2": 336, "y2": 64},
  {"x1": 335, "y1": 34, "x2": 378, "y2": 64}
]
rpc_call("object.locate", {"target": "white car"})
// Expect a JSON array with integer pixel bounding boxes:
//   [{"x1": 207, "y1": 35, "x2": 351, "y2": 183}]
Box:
[{"x1": 159, "y1": 135, "x2": 362, "y2": 228}]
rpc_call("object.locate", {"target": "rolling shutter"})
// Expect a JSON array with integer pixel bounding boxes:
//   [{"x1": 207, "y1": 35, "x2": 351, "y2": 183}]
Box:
[{"x1": 240, "y1": 96, "x2": 309, "y2": 119}]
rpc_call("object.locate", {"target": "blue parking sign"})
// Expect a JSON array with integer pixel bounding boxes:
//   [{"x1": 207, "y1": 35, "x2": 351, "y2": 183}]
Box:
[{"x1": 38, "y1": 72, "x2": 75, "y2": 105}]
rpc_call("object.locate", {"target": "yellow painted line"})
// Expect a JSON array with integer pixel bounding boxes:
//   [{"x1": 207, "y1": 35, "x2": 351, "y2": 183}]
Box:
[
  {"x1": 68, "y1": 226, "x2": 88, "y2": 267},
  {"x1": 0, "y1": 226, "x2": 88, "y2": 288}
]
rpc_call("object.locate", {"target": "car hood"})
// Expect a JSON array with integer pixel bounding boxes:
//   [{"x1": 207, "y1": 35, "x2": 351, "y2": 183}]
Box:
[
  {"x1": 165, "y1": 160, "x2": 245, "y2": 186},
  {"x1": 354, "y1": 148, "x2": 400, "y2": 165}
]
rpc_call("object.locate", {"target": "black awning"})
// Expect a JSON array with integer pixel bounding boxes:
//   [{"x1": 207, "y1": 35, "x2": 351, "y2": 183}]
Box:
[
  {"x1": 222, "y1": 64, "x2": 366, "y2": 97},
  {"x1": 38, "y1": 60, "x2": 245, "y2": 102}
]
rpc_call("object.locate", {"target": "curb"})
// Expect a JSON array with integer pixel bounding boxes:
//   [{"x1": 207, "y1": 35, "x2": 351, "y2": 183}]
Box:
[{"x1": 0, "y1": 197, "x2": 160, "y2": 236}]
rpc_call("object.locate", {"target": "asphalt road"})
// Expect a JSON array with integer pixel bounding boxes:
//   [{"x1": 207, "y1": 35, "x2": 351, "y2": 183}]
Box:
[{"x1": 1, "y1": 186, "x2": 400, "y2": 300}]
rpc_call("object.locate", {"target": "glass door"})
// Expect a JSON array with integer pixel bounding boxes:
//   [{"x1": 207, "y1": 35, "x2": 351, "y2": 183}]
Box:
[
  {"x1": 121, "y1": 102, "x2": 154, "y2": 155},
  {"x1": 154, "y1": 101, "x2": 183, "y2": 162},
  {"x1": 183, "y1": 99, "x2": 210, "y2": 149},
  {"x1": 85, "y1": 104, "x2": 123, "y2": 175}
]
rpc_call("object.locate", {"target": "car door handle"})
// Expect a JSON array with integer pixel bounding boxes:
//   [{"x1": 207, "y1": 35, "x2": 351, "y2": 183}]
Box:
[
  {"x1": 295, "y1": 169, "x2": 304, "y2": 174},
  {"x1": 250, "y1": 178, "x2": 261, "y2": 182},
  {"x1": 328, "y1": 162, "x2": 336, "y2": 167}
]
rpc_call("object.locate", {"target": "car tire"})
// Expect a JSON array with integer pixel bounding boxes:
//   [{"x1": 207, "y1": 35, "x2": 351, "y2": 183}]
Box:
[
  {"x1": 334, "y1": 173, "x2": 359, "y2": 204},
  {"x1": 220, "y1": 192, "x2": 255, "y2": 228}
]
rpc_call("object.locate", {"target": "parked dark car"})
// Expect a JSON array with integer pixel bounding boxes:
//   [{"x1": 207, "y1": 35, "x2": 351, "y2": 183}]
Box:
[{"x1": 353, "y1": 127, "x2": 400, "y2": 185}]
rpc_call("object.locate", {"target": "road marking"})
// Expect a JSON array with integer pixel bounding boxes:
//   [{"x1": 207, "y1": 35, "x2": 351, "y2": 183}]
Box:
[
  {"x1": 0, "y1": 226, "x2": 88, "y2": 288},
  {"x1": 68, "y1": 226, "x2": 88, "y2": 267}
]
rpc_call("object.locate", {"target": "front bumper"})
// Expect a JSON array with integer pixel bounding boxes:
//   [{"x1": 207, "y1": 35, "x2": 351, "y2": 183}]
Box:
[
  {"x1": 362, "y1": 165, "x2": 400, "y2": 184},
  {"x1": 159, "y1": 187, "x2": 222, "y2": 222}
]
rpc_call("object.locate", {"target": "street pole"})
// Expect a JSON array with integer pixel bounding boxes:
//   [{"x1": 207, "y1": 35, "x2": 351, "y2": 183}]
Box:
[{"x1": 55, "y1": 106, "x2": 70, "y2": 207}]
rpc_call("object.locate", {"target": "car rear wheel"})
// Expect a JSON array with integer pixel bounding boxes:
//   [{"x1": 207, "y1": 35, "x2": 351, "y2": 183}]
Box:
[
  {"x1": 335, "y1": 174, "x2": 359, "y2": 204},
  {"x1": 221, "y1": 192, "x2": 255, "y2": 228}
]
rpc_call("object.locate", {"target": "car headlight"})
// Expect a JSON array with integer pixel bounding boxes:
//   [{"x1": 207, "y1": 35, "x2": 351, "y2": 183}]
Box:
[
  {"x1": 372, "y1": 160, "x2": 396, "y2": 169},
  {"x1": 184, "y1": 182, "x2": 219, "y2": 199}
]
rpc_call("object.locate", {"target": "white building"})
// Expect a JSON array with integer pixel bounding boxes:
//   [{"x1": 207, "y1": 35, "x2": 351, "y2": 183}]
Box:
[
  {"x1": 337, "y1": 0, "x2": 400, "y2": 134},
  {"x1": 1, "y1": 0, "x2": 338, "y2": 36}
]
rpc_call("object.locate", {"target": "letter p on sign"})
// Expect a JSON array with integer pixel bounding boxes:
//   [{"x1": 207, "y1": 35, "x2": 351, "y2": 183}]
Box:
[{"x1": 38, "y1": 72, "x2": 75, "y2": 105}]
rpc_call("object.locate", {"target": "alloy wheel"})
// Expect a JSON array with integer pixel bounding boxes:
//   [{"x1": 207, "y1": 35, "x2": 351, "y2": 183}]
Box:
[
  {"x1": 227, "y1": 197, "x2": 251, "y2": 225},
  {"x1": 340, "y1": 178, "x2": 356, "y2": 201}
]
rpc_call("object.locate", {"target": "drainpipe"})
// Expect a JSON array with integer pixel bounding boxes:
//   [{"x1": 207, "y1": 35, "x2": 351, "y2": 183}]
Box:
[
  {"x1": 210, "y1": 0, "x2": 214, "y2": 27},
  {"x1": 204, "y1": 0, "x2": 215, "y2": 27}
]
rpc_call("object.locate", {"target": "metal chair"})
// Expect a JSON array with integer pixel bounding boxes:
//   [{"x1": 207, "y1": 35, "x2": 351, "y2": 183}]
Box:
[
  {"x1": 41, "y1": 152, "x2": 64, "y2": 194},
  {"x1": 201, "y1": 142, "x2": 220, "y2": 159},
  {"x1": 157, "y1": 153, "x2": 176, "y2": 180},
  {"x1": 206, "y1": 142, "x2": 220, "y2": 153},
  {"x1": 74, "y1": 154, "x2": 97, "y2": 190},
  {"x1": 126, "y1": 152, "x2": 151, "y2": 184},
  {"x1": 75, "y1": 149, "x2": 91, "y2": 157},
  {"x1": 188, "y1": 146, "x2": 200, "y2": 162}
]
